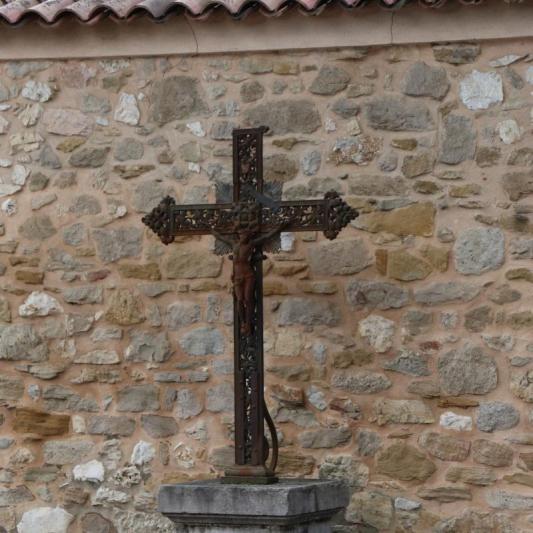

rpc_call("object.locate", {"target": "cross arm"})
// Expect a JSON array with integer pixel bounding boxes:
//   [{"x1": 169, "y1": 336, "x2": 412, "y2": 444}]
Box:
[
  {"x1": 142, "y1": 196, "x2": 236, "y2": 245},
  {"x1": 261, "y1": 191, "x2": 358, "y2": 240}
]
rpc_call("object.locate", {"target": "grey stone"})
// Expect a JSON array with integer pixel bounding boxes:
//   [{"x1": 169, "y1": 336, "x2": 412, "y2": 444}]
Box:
[
  {"x1": 81, "y1": 94, "x2": 111, "y2": 114},
  {"x1": 308, "y1": 238, "x2": 371, "y2": 276},
  {"x1": 113, "y1": 511, "x2": 174, "y2": 533},
  {"x1": 29, "y1": 172, "x2": 49, "y2": 192},
  {"x1": 365, "y1": 96, "x2": 433, "y2": 131},
  {"x1": 69, "y1": 147, "x2": 110, "y2": 168},
  {"x1": 345, "y1": 280, "x2": 409, "y2": 310},
  {"x1": 43, "y1": 385, "x2": 98, "y2": 412},
  {"x1": 125, "y1": 331, "x2": 172, "y2": 363},
  {"x1": 414, "y1": 281, "x2": 481, "y2": 305},
  {"x1": 402, "y1": 61, "x2": 450, "y2": 100},
  {"x1": 0, "y1": 486, "x2": 34, "y2": 507},
  {"x1": 117, "y1": 384, "x2": 160, "y2": 412},
  {"x1": 92, "y1": 227, "x2": 142, "y2": 263},
  {"x1": 206, "y1": 382, "x2": 234, "y2": 413},
  {"x1": 274, "y1": 406, "x2": 317, "y2": 428},
  {"x1": 439, "y1": 114, "x2": 477, "y2": 164},
  {"x1": 476, "y1": 402, "x2": 520, "y2": 432},
  {"x1": 155, "y1": 371, "x2": 209, "y2": 383},
  {"x1": 486, "y1": 490, "x2": 533, "y2": 510},
  {"x1": 402, "y1": 309, "x2": 433, "y2": 336},
  {"x1": 179, "y1": 327, "x2": 225, "y2": 356},
  {"x1": 175, "y1": 389, "x2": 203, "y2": 419},
  {"x1": 454, "y1": 227, "x2": 504, "y2": 275},
  {"x1": 331, "y1": 370, "x2": 392, "y2": 394},
  {"x1": 210, "y1": 121, "x2": 236, "y2": 140},
  {"x1": 301, "y1": 150, "x2": 321, "y2": 176},
  {"x1": 460, "y1": 70, "x2": 503, "y2": 110},
  {"x1": 508, "y1": 147, "x2": 533, "y2": 166},
  {"x1": 510, "y1": 238, "x2": 533, "y2": 259},
  {"x1": 309, "y1": 65, "x2": 350, "y2": 95},
  {"x1": 239, "y1": 57, "x2": 273, "y2": 74},
  {"x1": 438, "y1": 345, "x2": 498, "y2": 395},
  {"x1": 383, "y1": 349, "x2": 430, "y2": 376},
  {"x1": 378, "y1": 151, "x2": 398, "y2": 172},
  {"x1": 502, "y1": 170, "x2": 533, "y2": 201},
  {"x1": 138, "y1": 282, "x2": 174, "y2": 298},
  {"x1": 277, "y1": 298, "x2": 340, "y2": 326},
  {"x1": 166, "y1": 302, "x2": 201, "y2": 329},
  {"x1": 5, "y1": 60, "x2": 51, "y2": 79},
  {"x1": 31, "y1": 193, "x2": 57, "y2": 211},
  {"x1": 40, "y1": 144, "x2": 62, "y2": 169},
  {"x1": 394, "y1": 497, "x2": 421, "y2": 512},
  {"x1": 297, "y1": 427, "x2": 352, "y2": 449},
  {"x1": 244, "y1": 100, "x2": 321, "y2": 135},
  {"x1": 54, "y1": 171, "x2": 76, "y2": 189},
  {"x1": 63, "y1": 286, "x2": 103, "y2": 305},
  {"x1": 356, "y1": 429, "x2": 382, "y2": 457},
  {"x1": 141, "y1": 415, "x2": 178, "y2": 438},
  {"x1": 329, "y1": 136, "x2": 380, "y2": 166},
  {"x1": 0, "y1": 324, "x2": 48, "y2": 362},
  {"x1": 331, "y1": 98, "x2": 359, "y2": 118},
  {"x1": 151, "y1": 76, "x2": 207, "y2": 124},
  {"x1": 0, "y1": 438, "x2": 14, "y2": 449},
  {"x1": 179, "y1": 141, "x2": 203, "y2": 163},
  {"x1": 264, "y1": 154, "x2": 298, "y2": 183},
  {"x1": 69, "y1": 194, "x2": 101, "y2": 216},
  {"x1": 158, "y1": 480, "x2": 349, "y2": 529},
  {"x1": 114, "y1": 137, "x2": 144, "y2": 161},
  {"x1": 0, "y1": 297, "x2": 10, "y2": 323},
  {"x1": 90, "y1": 327, "x2": 123, "y2": 343},
  {"x1": 240, "y1": 80, "x2": 265, "y2": 102},
  {"x1": 306, "y1": 385, "x2": 327, "y2": 411},
  {"x1": 0, "y1": 82, "x2": 9, "y2": 102},
  {"x1": 283, "y1": 177, "x2": 343, "y2": 200},
  {"x1": 133, "y1": 180, "x2": 174, "y2": 214},
  {"x1": 319, "y1": 456, "x2": 368, "y2": 489},
  {"x1": 348, "y1": 174, "x2": 407, "y2": 196},
  {"x1": 87, "y1": 415, "x2": 135, "y2": 437},
  {"x1": 19, "y1": 214, "x2": 56, "y2": 241},
  {"x1": 43, "y1": 439, "x2": 93, "y2": 465},
  {"x1": 464, "y1": 306, "x2": 493, "y2": 332},
  {"x1": 433, "y1": 43, "x2": 481, "y2": 64}
]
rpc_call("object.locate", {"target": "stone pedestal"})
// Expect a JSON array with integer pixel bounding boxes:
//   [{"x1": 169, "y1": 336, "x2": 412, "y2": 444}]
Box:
[{"x1": 158, "y1": 479, "x2": 349, "y2": 533}]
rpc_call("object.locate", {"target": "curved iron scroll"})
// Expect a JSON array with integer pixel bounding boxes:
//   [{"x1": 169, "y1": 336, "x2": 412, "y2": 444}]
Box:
[{"x1": 263, "y1": 399, "x2": 279, "y2": 473}]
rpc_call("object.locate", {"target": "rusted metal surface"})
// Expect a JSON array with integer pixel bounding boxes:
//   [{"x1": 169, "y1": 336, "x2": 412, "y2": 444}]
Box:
[{"x1": 143, "y1": 126, "x2": 358, "y2": 483}]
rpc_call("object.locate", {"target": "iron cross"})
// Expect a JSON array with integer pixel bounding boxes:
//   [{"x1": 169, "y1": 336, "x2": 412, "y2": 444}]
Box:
[{"x1": 143, "y1": 127, "x2": 358, "y2": 484}]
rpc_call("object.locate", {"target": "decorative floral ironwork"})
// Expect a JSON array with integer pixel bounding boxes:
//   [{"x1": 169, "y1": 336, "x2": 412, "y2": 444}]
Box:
[{"x1": 142, "y1": 127, "x2": 358, "y2": 482}]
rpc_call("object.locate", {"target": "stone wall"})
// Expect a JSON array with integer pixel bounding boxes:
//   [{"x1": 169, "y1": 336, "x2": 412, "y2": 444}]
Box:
[{"x1": 0, "y1": 40, "x2": 533, "y2": 533}]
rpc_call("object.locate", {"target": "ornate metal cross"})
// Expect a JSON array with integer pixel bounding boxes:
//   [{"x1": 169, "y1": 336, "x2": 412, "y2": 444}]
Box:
[{"x1": 143, "y1": 127, "x2": 358, "y2": 484}]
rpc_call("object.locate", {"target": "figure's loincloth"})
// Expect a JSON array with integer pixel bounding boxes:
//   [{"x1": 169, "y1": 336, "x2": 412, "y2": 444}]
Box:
[{"x1": 233, "y1": 271, "x2": 255, "y2": 286}]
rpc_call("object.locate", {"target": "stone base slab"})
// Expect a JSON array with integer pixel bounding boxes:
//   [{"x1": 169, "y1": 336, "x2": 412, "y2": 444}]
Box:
[{"x1": 158, "y1": 479, "x2": 349, "y2": 532}]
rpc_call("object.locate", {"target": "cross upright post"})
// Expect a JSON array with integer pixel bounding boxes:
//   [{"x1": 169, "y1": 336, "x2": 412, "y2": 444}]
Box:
[{"x1": 143, "y1": 127, "x2": 358, "y2": 484}]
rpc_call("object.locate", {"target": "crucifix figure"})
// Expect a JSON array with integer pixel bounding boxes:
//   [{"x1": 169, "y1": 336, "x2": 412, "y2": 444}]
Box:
[{"x1": 143, "y1": 127, "x2": 358, "y2": 484}]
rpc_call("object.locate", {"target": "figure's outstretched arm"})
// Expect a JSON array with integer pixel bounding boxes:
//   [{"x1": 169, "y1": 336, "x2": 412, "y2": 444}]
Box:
[
  {"x1": 212, "y1": 229, "x2": 234, "y2": 247},
  {"x1": 252, "y1": 223, "x2": 290, "y2": 246}
]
